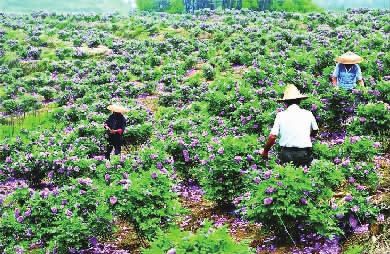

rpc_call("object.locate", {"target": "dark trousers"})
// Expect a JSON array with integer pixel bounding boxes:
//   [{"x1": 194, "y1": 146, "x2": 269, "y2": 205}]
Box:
[
  {"x1": 105, "y1": 142, "x2": 121, "y2": 160},
  {"x1": 280, "y1": 147, "x2": 313, "y2": 167}
]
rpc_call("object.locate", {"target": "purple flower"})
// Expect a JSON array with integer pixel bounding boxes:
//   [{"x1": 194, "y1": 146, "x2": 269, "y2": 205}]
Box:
[
  {"x1": 356, "y1": 185, "x2": 366, "y2": 191},
  {"x1": 5, "y1": 156, "x2": 12, "y2": 163},
  {"x1": 17, "y1": 216, "x2": 24, "y2": 223},
  {"x1": 373, "y1": 142, "x2": 380, "y2": 148},
  {"x1": 14, "y1": 208, "x2": 20, "y2": 218},
  {"x1": 234, "y1": 156, "x2": 242, "y2": 163},
  {"x1": 351, "y1": 205, "x2": 359, "y2": 212},
  {"x1": 253, "y1": 177, "x2": 261, "y2": 184},
  {"x1": 300, "y1": 198, "x2": 308, "y2": 205},
  {"x1": 377, "y1": 214, "x2": 385, "y2": 222},
  {"x1": 156, "y1": 162, "x2": 163, "y2": 169},
  {"x1": 167, "y1": 248, "x2": 176, "y2": 254},
  {"x1": 51, "y1": 207, "x2": 58, "y2": 214},
  {"x1": 264, "y1": 197, "x2": 273, "y2": 205},
  {"x1": 348, "y1": 177, "x2": 355, "y2": 183},
  {"x1": 349, "y1": 214, "x2": 358, "y2": 229},
  {"x1": 89, "y1": 236, "x2": 98, "y2": 247},
  {"x1": 150, "y1": 154, "x2": 158, "y2": 160},
  {"x1": 354, "y1": 224, "x2": 369, "y2": 234},
  {"x1": 151, "y1": 172, "x2": 158, "y2": 179},
  {"x1": 350, "y1": 136, "x2": 360, "y2": 144},
  {"x1": 24, "y1": 208, "x2": 31, "y2": 217},
  {"x1": 217, "y1": 148, "x2": 224, "y2": 154},
  {"x1": 311, "y1": 104, "x2": 318, "y2": 111},
  {"x1": 104, "y1": 174, "x2": 111, "y2": 182},
  {"x1": 65, "y1": 209, "x2": 73, "y2": 217},
  {"x1": 263, "y1": 170, "x2": 272, "y2": 179},
  {"x1": 344, "y1": 194, "x2": 353, "y2": 202},
  {"x1": 183, "y1": 150, "x2": 190, "y2": 162},
  {"x1": 265, "y1": 186, "x2": 275, "y2": 194},
  {"x1": 359, "y1": 117, "x2": 366, "y2": 123},
  {"x1": 109, "y1": 196, "x2": 118, "y2": 205},
  {"x1": 341, "y1": 158, "x2": 350, "y2": 167}
]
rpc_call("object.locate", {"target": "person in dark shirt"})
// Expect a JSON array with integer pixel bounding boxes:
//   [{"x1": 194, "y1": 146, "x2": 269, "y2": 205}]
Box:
[{"x1": 104, "y1": 105, "x2": 128, "y2": 160}]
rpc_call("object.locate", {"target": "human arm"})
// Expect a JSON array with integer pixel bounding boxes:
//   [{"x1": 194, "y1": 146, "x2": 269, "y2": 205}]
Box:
[
  {"x1": 310, "y1": 113, "x2": 319, "y2": 138},
  {"x1": 262, "y1": 134, "x2": 277, "y2": 159},
  {"x1": 356, "y1": 65, "x2": 364, "y2": 87},
  {"x1": 331, "y1": 64, "x2": 339, "y2": 86},
  {"x1": 331, "y1": 76, "x2": 337, "y2": 86},
  {"x1": 262, "y1": 114, "x2": 280, "y2": 159}
]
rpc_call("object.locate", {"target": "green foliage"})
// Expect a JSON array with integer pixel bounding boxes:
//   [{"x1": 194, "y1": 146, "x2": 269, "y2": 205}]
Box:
[
  {"x1": 242, "y1": 0, "x2": 258, "y2": 9},
  {"x1": 199, "y1": 135, "x2": 263, "y2": 205},
  {"x1": 107, "y1": 169, "x2": 181, "y2": 239},
  {"x1": 137, "y1": 0, "x2": 157, "y2": 11},
  {"x1": 348, "y1": 103, "x2": 390, "y2": 136},
  {"x1": 202, "y1": 63, "x2": 216, "y2": 81},
  {"x1": 271, "y1": 0, "x2": 322, "y2": 12},
  {"x1": 0, "y1": 179, "x2": 113, "y2": 253},
  {"x1": 244, "y1": 164, "x2": 343, "y2": 237},
  {"x1": 143, "y1": 222, "x2": 254, "y2": 254},
  {"x1": 168, "y1": 0, "x2": 184, "y2": 13}
]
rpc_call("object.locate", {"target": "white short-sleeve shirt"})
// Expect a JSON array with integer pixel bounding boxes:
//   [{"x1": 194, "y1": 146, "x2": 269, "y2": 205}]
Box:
[{"x1": 270, "y1": 104, "x2": 319, "y2": 148}]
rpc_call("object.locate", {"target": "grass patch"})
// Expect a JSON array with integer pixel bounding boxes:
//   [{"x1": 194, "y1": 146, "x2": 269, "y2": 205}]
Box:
[{"x1": 0, "y1": 108, "x2": 61, "y2": 140}]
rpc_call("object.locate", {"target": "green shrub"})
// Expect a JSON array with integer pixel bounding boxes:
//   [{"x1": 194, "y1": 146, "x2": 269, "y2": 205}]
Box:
[
  {"x1": 243, "y1": 164, "x2": 343, "y2": 237},
  {"x1": 202, "y1": 64, "x2": 216, "y2": 81},
  {"x1": 107, "y1": 169, "x2": 181, "y2": 239},
  {"x1": 200, "y1": 135, "x2": 263, "y2": 206},
  {"x1": 348, "y1": 103, "x2": 390, "y2": 136},
  {"x1": 142, "y1": 222, "x2": 254, "y2": 254},
  {"x1": 0, "y1": 179, "x2": 113, "y2": 253}
]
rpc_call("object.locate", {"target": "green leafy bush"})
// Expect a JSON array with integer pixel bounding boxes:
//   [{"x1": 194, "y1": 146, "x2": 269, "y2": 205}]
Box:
[
  {"x1": 243, "y1": 164, "x2": 343, "y2": 237},
  {"x1": 107, "y1": 169, "x2": 181, "y2": 239},
  {"x1": 200, "y1": 135, "x2": 263, "y2": 206},
  {"x1": 0, "y1": 179, "x2": 113, "y2": 253},
  {"x1": 143, "y1": 222, "x2": 254, "y2": 254}
]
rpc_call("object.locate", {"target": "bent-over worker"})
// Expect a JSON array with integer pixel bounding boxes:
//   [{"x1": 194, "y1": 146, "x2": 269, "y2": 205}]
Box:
[
  {"x1": 261, "y1": 84, "x2": 319, "y2": 167},
  {"x1": 104, "y1": 104, "x2": 128, "y2": 160},
  {"x1": 331, "y1": 52, "x2": 364, "y2": 90}
]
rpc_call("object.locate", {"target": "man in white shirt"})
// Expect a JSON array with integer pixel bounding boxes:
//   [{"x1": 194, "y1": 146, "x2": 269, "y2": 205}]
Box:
[{"x1": 261, "y1": 84, "x2": 319, "y2": 167}]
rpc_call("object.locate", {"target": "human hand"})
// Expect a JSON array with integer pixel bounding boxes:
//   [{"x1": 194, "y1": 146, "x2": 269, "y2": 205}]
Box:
[
  {"x1": 260, "y1": 149, "x2": 269, "y2": 160},
  {"x1": 109, "y1": 129, "x2": 116, "y2": 134}
]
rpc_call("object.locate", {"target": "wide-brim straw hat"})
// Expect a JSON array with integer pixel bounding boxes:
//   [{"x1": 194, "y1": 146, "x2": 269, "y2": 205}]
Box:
[
  {"x1": 278, "y1": 84, "x2": 308, "y2": 102},
  {"x1": 336, "y1": 52, "x2": 363, "y2": 64},
  {"x1": 107, "y1": 104, "x2": 129, "y2": 113}
]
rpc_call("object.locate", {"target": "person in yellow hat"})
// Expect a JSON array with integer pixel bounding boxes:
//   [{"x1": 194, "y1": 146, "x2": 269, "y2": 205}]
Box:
[
  {"x1": 261, "y1": 85, "x2": 319, "y2": 167},
  {"x1": 104, "y1": 105, "x2": 128, "y2": 160},
  {"x1": 331, "y1": 52, "x2": 364, "y2": 90}
]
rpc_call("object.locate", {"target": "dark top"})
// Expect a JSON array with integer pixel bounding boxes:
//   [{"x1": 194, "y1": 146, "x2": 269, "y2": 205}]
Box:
[{"x1": 105, "y1": 113, "x2": 126, "y2": 144}]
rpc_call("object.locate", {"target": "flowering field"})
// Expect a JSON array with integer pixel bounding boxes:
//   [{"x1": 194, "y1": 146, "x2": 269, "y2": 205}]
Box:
[{"x1": 0, "y1": 9, "x2": 389, "y2": 254}]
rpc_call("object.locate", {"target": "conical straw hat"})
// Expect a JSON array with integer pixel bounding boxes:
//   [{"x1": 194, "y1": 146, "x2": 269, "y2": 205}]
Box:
[
  {"x1": 107, "y1": 104, "x2": 129, "y2": 113},
  {"x1": 336, "y1": 52, "x2": 363, "y2": 64},
  {"x1": 278, "y1": 84, "x2": 308, "y2": 102}
]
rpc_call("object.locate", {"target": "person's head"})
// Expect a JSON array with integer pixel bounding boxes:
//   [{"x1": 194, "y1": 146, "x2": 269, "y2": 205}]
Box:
[
  {"x1": 344, "y1": 63, "x2": 354, "y2": 69},
  {"x1": 278, "y1": 84, "x2": 307, "y2": 106},
  {"x1": 284, "y1": 98, "x2": 303, "y2": 107}
]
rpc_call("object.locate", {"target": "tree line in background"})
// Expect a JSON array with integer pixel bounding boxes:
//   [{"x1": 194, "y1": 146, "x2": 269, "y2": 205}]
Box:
[{"x1": 136, "y1": 0, "x2": 320, "y2": 13}]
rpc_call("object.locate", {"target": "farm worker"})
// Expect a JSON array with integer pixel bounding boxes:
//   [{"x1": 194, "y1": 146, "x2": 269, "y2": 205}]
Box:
[
  {"x1": 261, "y1": 84, "x2": 319, "y2": 167},
  {"x1": 104, "y1": 104, "x2": 128, "y2": 160},
  {"x1": 331, "y1": 52, "x2": 364, "y2": 90}
]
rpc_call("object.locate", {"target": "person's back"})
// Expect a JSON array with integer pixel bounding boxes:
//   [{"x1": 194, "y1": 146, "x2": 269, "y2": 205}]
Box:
[
  {"x1": 261, "y1": 84, "x2": 319, "y2": 167},
  {"x1": 275, "y1": 105, "x2": 316, "y2": 149}
]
